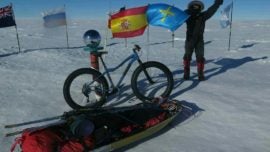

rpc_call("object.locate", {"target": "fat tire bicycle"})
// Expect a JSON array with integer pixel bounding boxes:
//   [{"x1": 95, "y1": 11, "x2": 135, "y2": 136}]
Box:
[{"x1": 63, "y1": 44, "x2": 174, "y2": 109}]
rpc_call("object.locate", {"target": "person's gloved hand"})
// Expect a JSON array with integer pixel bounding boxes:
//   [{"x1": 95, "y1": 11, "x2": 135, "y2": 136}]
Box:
[{"x1": 215, "y1": 0, "x2": 223, "y2": 5}]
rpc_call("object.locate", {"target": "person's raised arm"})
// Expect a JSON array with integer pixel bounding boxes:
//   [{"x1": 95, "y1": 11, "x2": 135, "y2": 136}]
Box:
[{"x1": 203, "y1": 0, "x2": 223, "y2": 20}]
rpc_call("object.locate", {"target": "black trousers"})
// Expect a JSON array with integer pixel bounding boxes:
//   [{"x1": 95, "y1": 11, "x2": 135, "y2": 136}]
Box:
[{"x1": 183, "y1": 39, "x2": 205, "y2": 62}]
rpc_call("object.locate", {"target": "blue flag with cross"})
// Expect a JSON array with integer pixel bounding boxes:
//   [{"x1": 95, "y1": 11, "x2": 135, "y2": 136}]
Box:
[{"x1": 147, "y1": 3, "x2": 189, "y2": 31}]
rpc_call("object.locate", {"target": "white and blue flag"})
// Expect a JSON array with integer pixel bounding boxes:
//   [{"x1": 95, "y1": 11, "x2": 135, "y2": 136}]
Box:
[
  {"x1": 220, "y1": 2, "x2": 233, "y2": 28},
  {"x1": 42, "y1": 7, "x2": 67, "y2": 28}
]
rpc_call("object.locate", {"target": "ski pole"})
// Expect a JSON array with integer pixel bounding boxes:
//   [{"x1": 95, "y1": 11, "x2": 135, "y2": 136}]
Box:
[
  {"x1": 4, "y1": 103, "x2": 164, "y2": 129},
  {"x1": 5, "y1": 130, "x2": 25, "y2": 137},
  {"x1": 4, "y1": 115, "x2": 62, "y2": 128},
  {"x1": 4, "y1": 109, "x2": 95, "y2": 129},
  {"x1": 5, "y1": 120, "x2": 67, "y2": 137}
]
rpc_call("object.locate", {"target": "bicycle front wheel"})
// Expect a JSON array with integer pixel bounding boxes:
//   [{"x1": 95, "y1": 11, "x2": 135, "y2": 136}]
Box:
[
  {"x1": 131, "y1": 61, "x2": 174, "y2": 103},
  {"x1": 63, "y1": 68, "x2": 109, "y2": 109}
]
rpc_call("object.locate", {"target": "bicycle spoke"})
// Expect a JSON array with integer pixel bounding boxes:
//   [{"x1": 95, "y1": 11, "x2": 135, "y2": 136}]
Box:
[
  {"x1": 131, "y1": 60, "x2": 174, "y2": 103},
  {"x1": 136, "y1": 67, "x2": 169, "y2": 98},
  {"x1": 68, "y1": 74, "x2": 105, "y2": 107}
]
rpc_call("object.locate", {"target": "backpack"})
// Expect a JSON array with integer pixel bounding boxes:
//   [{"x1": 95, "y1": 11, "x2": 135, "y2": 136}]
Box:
[
  {"x1": 11, "y1": 127, "x2": 64, "y2": 152},
  {"x1": 11, "y1": 127, "x2": 95, "y2": 152}
]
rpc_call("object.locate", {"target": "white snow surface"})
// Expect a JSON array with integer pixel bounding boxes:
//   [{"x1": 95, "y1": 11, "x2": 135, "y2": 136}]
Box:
[{"x1": 1, "y1": 19, "x2": 270, "y2": 152}]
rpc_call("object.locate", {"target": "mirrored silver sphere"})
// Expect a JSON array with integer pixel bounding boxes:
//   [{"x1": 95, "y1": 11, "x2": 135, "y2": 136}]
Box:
[{"x1": 83, "y1": 30, "x2": 101, "y2": 48}]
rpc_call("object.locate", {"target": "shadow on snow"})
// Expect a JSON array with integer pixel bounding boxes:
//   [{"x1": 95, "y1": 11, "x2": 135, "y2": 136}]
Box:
[
  {"x1": 0, "y1": 42, "x2": 122, "y2": 58},
  {"x1": 239, "y1": 42, "x2": 259, "y2": 49},
  {"x1": 205, "y1": 56, "x2": 267, "y2": 80},
  {"x1": 0, "y1": 46, "x2": 84, "y2": 58},
  {"x1": 170, "y1": 56, "x2": 268, "y2": 98}
]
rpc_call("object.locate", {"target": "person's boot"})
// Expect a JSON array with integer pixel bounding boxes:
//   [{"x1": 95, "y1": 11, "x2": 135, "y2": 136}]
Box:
[
  {"x1": 183, "y1": 59, "x2": 190, "y2": 80},
  {"x1": 197, "y1": 60, "x2": 205, "y2": 81}
]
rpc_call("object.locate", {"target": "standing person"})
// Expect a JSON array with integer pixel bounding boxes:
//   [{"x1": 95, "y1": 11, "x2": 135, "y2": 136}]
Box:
[{"x1": 183, "y1": 0, "x2": 223, "y2": 81}]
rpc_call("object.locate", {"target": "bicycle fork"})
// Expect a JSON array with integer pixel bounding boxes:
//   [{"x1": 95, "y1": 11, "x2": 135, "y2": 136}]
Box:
[{"x1": 137, "y1": 59, "x2": 155, "y2": 84}]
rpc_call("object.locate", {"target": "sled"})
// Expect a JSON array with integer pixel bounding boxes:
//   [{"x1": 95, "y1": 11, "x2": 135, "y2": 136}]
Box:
[
  {"x1": 7, "y1": 100, "x2": 182, "y2": 152},
  {"x1": 93, "y1": 112, "x2": 178, "y2": 152}
]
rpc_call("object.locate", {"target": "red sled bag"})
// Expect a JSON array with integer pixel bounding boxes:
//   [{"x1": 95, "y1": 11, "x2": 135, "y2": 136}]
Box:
[
  {"x1": 144, "y1": 112, "x2": 166, "y2": 128},
  {"x1": 120, "y1": 112, "x2": 167, "y2": 134},
  {"x1": 10, "y1": 127, "x2": 95, "y2": 152},
  {"x1": 60, "y1": 136, "x2": 94, "y2": 152},
  {"x1": 10, "y1": 128, "x2": 64, "y2": 152}
]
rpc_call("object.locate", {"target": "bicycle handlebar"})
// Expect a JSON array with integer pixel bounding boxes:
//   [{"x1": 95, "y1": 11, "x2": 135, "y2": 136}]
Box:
[{"x1": 133, "y1": 44, "x2": 141, "y2": 52}]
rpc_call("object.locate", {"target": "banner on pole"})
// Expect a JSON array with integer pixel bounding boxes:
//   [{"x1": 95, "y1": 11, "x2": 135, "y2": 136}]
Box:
[
  {"x1": 42, "y1": 7, "x2": 67, "y2": 28},
  {"x1": 108, "y1": 6, "x2": 148, "y2": 38},
  {"x1": 147, "y1": 3, "x2": 189, "y2": 32},
  {"x1": 220, "y1": 2, "x2": 233, "y2": 29},
  {"x1": 0, "y1": 5, "x2": 16, "y2": 28}
]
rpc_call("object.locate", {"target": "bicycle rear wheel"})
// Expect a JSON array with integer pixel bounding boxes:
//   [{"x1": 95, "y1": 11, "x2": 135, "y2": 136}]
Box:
[
  {"x1": 63, "y1": 68, "x2": 109, "y2": 109},
  {"x1": 131, "y1": 61, "x2": 174, "y2": 103}
]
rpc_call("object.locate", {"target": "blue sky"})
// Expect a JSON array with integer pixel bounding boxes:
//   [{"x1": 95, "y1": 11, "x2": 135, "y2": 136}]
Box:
[{"x1": 0, "y1": 0, "x2": 269, "y2": 20}]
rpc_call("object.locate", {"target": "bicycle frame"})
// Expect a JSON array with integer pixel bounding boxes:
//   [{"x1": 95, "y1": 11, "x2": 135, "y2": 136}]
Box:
[{"x1": 99, "y1": 50, "x2": 140, "y2": 91}]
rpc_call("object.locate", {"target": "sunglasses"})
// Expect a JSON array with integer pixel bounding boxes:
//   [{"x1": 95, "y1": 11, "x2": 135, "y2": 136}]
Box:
[{"x1": 191, "y1": 5, "x2": 201, "y2": 10}]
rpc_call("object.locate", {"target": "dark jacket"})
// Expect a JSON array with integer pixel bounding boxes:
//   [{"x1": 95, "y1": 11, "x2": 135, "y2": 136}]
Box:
[{"x1": 185, "y1": 2, "x2": 222, "y2": 43}]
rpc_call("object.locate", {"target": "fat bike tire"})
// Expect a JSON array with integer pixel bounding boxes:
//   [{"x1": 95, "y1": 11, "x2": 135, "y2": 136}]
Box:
[
  {"x1": 131, "y1": 61, "x2": 174, "y2": 103},
  {"x1": 63, "y1": 68, "x2": 109, "y2": 109}
]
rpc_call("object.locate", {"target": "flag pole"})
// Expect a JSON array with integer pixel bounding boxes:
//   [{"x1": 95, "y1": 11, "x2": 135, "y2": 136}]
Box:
[
  {"x1": 11, "y1": 3, "x2": 21, "y2": 53},
  {"x1": 123, "y1": 4, "x2": 127, "y2": 48},
  {"x1": 228, "y1": 1, "x2": 234, "y2": 51},
  {"x1": 104, "y1": 15, "x2": 109, "y2": 51},
  {"x1": 64, "y1": 5, "x2": 69, "y2": 48},
  {"x1": 172, "y1": 32, "x2": 175, "y2": 48},
  {"x1": 172, "y1": 4, "x2": 175, "y2": 48},
  {"x1": 147, "y1": 26, "x2": 150, "y2": 61},
  {"x1": 104, "y1": 1, "x2": 112, "y2": 52},
  {"x1": 15, "y1": 26, "x2": 21, "y2": 53},
  {"x1": 65, "y1": 24, "x2": 69, "y2": 48}
]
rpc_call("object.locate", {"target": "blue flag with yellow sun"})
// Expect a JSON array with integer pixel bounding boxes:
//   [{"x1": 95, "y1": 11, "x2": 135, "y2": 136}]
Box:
[{"x1": 147, "y1": 3, "x2": 189, "y2": 31}]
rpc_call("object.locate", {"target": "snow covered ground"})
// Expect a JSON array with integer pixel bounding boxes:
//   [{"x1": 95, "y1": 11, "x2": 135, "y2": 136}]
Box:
[{"x1": 0, "y1": 19, "x2": 270, "y2": 152}]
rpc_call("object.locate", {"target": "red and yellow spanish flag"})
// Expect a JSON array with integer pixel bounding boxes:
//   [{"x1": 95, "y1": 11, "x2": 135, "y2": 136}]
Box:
[{"x1": 108, "y1": 6, "x2": 148, "y2": 38}]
